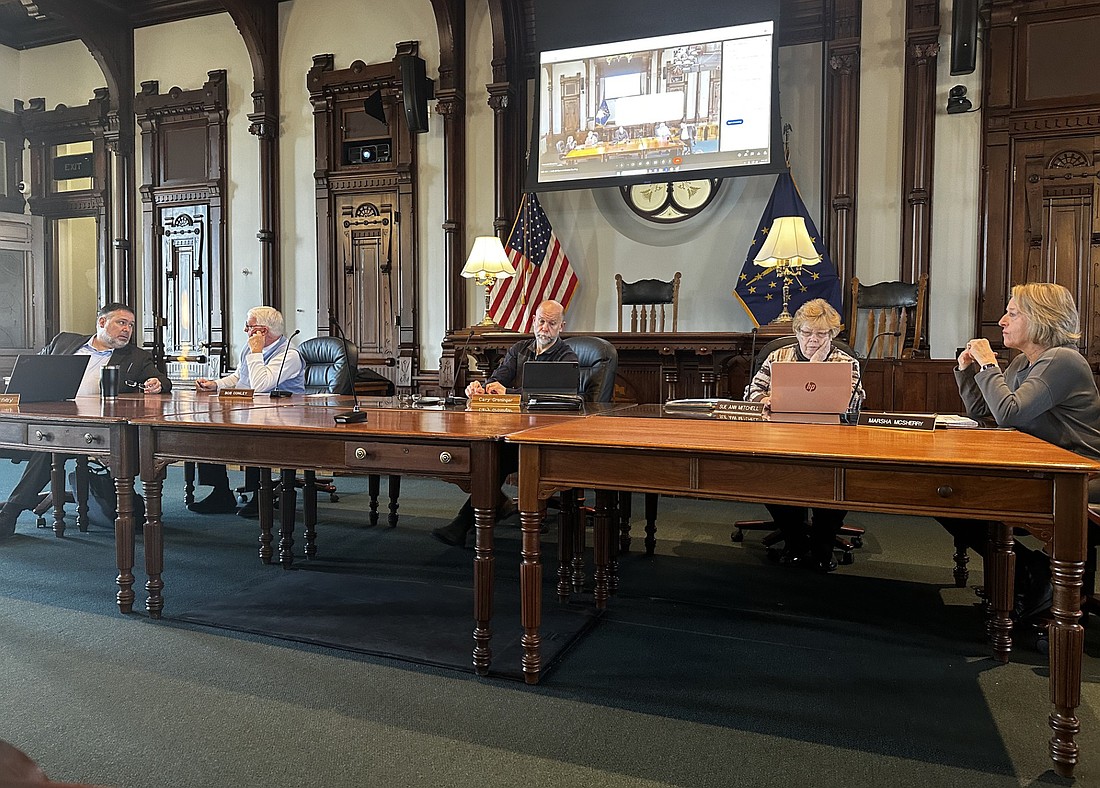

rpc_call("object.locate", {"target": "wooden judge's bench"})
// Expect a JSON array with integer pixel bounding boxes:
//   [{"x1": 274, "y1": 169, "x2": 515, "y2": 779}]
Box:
[{"x1": 439, "y1": 329, "x2": 966, "y2": 413}]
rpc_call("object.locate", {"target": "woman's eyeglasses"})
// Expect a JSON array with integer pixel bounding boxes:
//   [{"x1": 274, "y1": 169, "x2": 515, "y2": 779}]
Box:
[{"x1": 796, "y1": 329, "x2": 831, "y2": 340}]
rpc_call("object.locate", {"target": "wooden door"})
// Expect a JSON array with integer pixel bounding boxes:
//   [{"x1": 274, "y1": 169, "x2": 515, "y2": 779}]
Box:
[
  {"x1": 159, "y1": 204, "x2": 215, "y2": 379},
  {"x1": 560, "y1": 74, "x2": 582, "y2": 136},
  {"x1": 336, "y1": 195, "x2": 398, "y2": 361},
  {"x1": 1012, "y1": 136, "x2": 1100, "y2": 365}
]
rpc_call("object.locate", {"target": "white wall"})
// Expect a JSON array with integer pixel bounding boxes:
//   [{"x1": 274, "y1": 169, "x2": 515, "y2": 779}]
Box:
[{"x1": 0, "y1": 45, "x2": 19, "y2": 111}]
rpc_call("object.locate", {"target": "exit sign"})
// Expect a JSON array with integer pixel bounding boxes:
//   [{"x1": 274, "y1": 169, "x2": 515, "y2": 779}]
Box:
[{"x1": 53, "y1": 153, "x2": 94, "y2": 180}]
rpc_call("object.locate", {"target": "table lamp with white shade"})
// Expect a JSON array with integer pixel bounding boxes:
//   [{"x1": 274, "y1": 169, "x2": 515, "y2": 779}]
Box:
[
  {"x1": 462, "y1": 235, "x2": 516, "y2": 328},
  {"x1": 752, "y1": 215, "x2": 822, "y2": 323}
]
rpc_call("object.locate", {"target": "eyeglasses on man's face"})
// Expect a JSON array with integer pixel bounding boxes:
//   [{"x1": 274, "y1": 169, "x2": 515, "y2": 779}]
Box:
[
  {"x1": 796, "y1": 329, "x2": 831, "y2": 340},
  {"x1": 244, "y1": 323, "x2": 268, "y2": 334}
]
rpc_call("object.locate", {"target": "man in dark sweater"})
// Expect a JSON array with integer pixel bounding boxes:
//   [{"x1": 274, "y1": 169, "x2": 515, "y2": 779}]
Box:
[
  {"x1": 432, "y1": 299, "x2": 577, "y2": 547},
  {"x1": 0, "y1": 302, "x2": 172, "y2": 538}
]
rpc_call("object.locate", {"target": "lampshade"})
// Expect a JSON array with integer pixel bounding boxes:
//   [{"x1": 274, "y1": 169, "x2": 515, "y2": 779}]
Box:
[
  {"x1": 461, "y1": 236, "x2": 516, "y2": 279},
  {"x1": 753, "y1": 216, "x2": 822, "y2": 268}
]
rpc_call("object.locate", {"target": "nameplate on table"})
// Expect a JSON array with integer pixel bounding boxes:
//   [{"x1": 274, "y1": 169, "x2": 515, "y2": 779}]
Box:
[
  {"x1": 469, "y1": 393, "x2": 521, "y2": 411},
  {"x1": 0, "y1": 393, "x2": 19, "y2": 408},
  {"x1": 710, "y1": 401, "x2": 765, "y2": 421},
  {"x1": 218, "y1": 388, "x2": 255, "y2": 399},
  {"x1": 857, "y1": 411, "x2": 936, "y2": 431}
]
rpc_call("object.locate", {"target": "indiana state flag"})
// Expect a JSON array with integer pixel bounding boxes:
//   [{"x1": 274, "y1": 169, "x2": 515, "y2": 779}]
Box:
[
  {"x1": 733, "y1": 171, "x2": 842, "y2": 326},
  {"x1": 594, "y1": 99, "x2": 611, "y2": 126}
]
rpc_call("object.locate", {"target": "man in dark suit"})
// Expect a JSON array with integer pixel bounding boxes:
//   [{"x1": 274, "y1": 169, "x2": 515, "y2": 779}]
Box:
[{"x1": 0, "y1": 302, "x2": 172, "y2": 538}]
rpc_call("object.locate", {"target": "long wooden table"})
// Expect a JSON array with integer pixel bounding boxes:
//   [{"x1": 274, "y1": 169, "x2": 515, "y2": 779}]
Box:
[
  {"x1": 133, "y1": 398, "x2": 609, "y2": 674},
  {"x1": 508, "y1": 416, "x2": 1098, "y2": 778},
  {"x1": 0, "y1": 392, "x2": 275, "y2": 613}
]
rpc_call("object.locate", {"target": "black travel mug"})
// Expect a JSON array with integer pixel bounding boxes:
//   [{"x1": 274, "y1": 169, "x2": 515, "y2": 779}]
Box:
[{"x1": 101, "y1": 366, "x2": 121, "y2": 399}]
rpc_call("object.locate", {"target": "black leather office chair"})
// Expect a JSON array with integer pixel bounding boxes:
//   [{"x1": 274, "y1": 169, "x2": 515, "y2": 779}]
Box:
[
  {"x1": 295, "y1": 336, "x2": 399, "y2": 537},
  {"x1": 566, "y1": 336, "x2": 618, "y2": 403},
  {"x1": 730, "y1": 334, "x2": 866, "y2": 564}
]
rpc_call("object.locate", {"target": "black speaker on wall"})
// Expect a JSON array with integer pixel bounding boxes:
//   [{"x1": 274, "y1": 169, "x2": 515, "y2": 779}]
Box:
[
  {"x1": 950, "y1": 0, "x2": 978, "y2": 75},
  {"x1": 399, "y1": 54, "x2": 434, "y2": 134}
]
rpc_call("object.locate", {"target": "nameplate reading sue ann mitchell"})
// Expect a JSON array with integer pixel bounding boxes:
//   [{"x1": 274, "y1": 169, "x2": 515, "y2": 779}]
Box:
[
  {"x1": 857, "y1": 411, "x2": 936, "y2": 431},
  {"x1": 710, "y1": 401, "x2": 765, "y2": 421},
  {"x1": 218, "y1": 388, "x2": 255, "y2": 399},
  {"x1": 470, "y1": 393, "x2": 521, "y2": 411}
]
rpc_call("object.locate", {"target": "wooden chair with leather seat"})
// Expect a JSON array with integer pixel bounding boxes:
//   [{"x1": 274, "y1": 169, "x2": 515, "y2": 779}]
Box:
[
  {"x1": 730, "y1": 334, "x2": 866, "y2": 564},
  {"x1": 294, "y1": 336, "x2": 399, "y2": 544},
  {"x1": 616, "y1": 271, "x2": 681, "y2": 332},
  {"x1": 847, "y1": 274, "x2": 928, "y2": 359}
]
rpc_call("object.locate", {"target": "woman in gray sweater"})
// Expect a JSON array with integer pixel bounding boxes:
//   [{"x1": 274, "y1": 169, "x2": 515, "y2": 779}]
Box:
[{"x1": 943, "y1": 282, "x2": 1100, "y2": 620}]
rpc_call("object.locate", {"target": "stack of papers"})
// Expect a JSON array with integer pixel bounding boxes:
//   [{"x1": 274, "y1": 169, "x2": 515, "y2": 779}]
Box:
[{"x1": 935, "y1": 414, "x2": 980, "y2": 428}]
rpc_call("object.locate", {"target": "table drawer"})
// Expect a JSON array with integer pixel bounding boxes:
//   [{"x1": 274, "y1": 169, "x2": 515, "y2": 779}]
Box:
[
  {"x1": 344, "y1": 442, "x2": 470, "y2": 474},
  {"x1": 27, "y1": 423, "x2": 112, "y2": 451},
  {"x1": 844, "y1": 468, "x2": 1051, "y2": 515},
  {"x1": 0, "y1": 421, "x2": 24, "y2": 444}
]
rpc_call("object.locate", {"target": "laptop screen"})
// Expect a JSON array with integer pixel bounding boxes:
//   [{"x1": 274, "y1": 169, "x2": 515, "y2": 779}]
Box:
[
  {"x1": 4, "y1": 354, "x2": 91, "y2": 402},
  {"x1": 769, "y1": 361, "x2": 854, "y2": 416},
  {"x1": 521, "y1": 360, "x2": 580, "y2": 397}
]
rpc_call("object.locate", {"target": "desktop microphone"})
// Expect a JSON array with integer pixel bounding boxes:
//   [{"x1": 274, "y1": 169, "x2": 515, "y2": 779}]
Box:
[
  {"x1": 445, "y1": 329, "x2": 476, "y2": 407},
  {"x1": 269, "y1": 329, "x2": 301, "y2": 398},
  {"x1": 866, "y1": 330, "x2": 902, "y2": 359},
  {"x1": 329, "y1": 313, "x2": 368, "y2": 424}
]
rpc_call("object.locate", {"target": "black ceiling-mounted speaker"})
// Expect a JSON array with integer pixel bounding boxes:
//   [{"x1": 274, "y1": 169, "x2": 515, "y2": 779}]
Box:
[
  {"x1": 363, "y1": 89, "x2": 386, "y2": 126},
  {"x1": 950, "y1": 0, "x2": 978, "y2": 75},
  {"x1": 398, "y1": 54, "x2": 434, "y2": 134}
]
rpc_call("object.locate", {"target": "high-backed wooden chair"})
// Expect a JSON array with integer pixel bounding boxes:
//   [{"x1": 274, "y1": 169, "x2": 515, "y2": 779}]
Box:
[
  {"x1": 616, "y1": 271, "x2": 681, "y2": 332},
  {"x1": 847, "y1": 274, "x2": 928, "y2": 359}
]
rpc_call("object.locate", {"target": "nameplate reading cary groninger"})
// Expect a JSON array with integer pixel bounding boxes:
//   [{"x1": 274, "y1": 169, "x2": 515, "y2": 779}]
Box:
[
  {"x1": 0, "y1": 393, "x2": 19, "y2": 408},
  {"x1": 470, "y1": 393, "x2": 521, "y2": 410},
  {"x1": 218, "y1": 388, "x2": 255, "y2": 399},
  {"x1": 711, "y1": 401, "x2": 765, "y2": 421},
  {"x1": 857, "y1": 411, "x2": 936, "y2": 431}
]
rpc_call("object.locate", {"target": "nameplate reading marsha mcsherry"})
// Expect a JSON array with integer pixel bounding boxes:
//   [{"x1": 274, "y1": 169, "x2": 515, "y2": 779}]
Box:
[{"x1": 857, "y1": 411, "x2": 936, "y2": 431}]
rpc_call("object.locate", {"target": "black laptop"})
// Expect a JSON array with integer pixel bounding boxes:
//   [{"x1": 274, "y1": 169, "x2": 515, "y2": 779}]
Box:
[
  {"x1": 521, "y1": 360, "x2": 582, "y2": 409},
  {"x1": 4, "y1": 354, "x2": 91, "y2": 402}
]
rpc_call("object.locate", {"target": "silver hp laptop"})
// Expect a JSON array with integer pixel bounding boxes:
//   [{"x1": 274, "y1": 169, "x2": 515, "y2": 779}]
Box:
[
  {"x1": 769, "y1": 361, "x2": 854, "y2": 424},
  {"x1": 4, "y1": 354, "x2": 90, "y2": 402}
]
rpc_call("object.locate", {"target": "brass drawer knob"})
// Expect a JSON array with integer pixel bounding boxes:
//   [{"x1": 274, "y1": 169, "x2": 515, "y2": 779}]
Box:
[
  {"x1": 936, "y1": 485, "x2": 954, "y2": 498},
  {"x1": 34, "y1": 430, "x2": 50, "y2": 442},
  {"x1": 354, "y1": 447, "x2": 367, "y2": 460},
  {"x1": 439, "y1": 451, "x2": 452, "y2": 464}
]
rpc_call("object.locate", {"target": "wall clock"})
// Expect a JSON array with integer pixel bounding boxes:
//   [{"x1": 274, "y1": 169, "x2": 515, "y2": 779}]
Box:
[{"x1": 621, "y1": 179, "x2": 720, "y2": 223}]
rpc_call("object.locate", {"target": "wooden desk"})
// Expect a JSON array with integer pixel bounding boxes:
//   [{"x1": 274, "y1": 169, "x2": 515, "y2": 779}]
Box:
[
  {"x1": 0, "y1": 391, "x2": 271, "y2": 613},
  {"x1": 134, "y1": 400, "x2": 602, "y2": 674},
  {"x1": 509, "y1": 417, "x2": 1097, "y2": 777},
  {"x1": 440, "y1": 330, "x2": 752, "y2": 404}
]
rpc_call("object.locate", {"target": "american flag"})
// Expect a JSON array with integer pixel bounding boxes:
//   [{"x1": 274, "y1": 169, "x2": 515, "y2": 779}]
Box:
[{"x1": 488, "y1": 192, "x2": 579, "y2": 332}]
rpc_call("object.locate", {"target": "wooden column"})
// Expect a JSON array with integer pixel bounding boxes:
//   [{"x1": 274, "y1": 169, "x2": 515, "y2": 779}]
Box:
[
  {"x1": 824, "y1": 0, "x2": 862, "y2": 290},
  {"x1": 899, "y1": 0, "x2": 941, "y2": 285}
]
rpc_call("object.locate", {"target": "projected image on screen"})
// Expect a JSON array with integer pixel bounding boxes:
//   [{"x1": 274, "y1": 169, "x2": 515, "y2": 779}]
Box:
[{"x1": 534, "y1": 22, "x2": 775, "y2": 188}]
